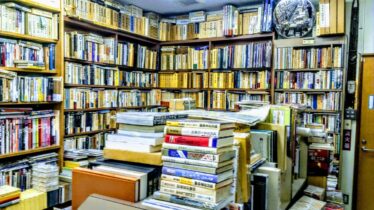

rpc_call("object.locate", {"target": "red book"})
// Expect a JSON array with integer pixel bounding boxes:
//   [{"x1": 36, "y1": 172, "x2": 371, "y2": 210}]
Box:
[
  {"x1": 164, "y1": 134, "x2": 232, "y2": 148},
  {"x1": 308, "y1": 148, "x2": 331, "y2": 176}
]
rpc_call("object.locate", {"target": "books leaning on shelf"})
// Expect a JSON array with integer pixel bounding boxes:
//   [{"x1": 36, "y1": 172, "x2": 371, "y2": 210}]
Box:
[
  {"x1": 118, "y1": 89, "x2": 161, "y2": 107},
  {"x1": 65, "y1": 62, "x2": 119, "y2": 86},
  {"x1": 160, "y1": 46, "x2": 209, "y2": 70},
  {"x1": 152, "y1": 119, "x2": 235, "y2": 209},
  {"x1": 119, "y1": 71, "x2": 158, "y2": 88},
  {"x1": 161, "y1": 91, "x2": 206, "y2": 109},
  {"x1": 137, "y1": 45, "x2": 157, "y2": 70},
  {"x1": 64, "y1": 31, "x2": 116, "y2": 64},
  {"x1": 275, "y1": 92, "x2": 341, "y2": 111},
  {"x1": 64, "y1": 110, "x2": 116, "y2": 135},
  {"x1": 210, "y1": 41, "x2": 272, "y2": 69},
  {"x1": 64, "y1": 88, "x2": 118, "y2": 109},
  {"x1": 0, "y1": 38, "x2": 56, "y2": 70},
  {"x1": 275, "y1": 69, "x2": 343, "y2": 90},
  {"x1": 117, "y1": 41, "x2": 135, "y2": 67},
  {"x1": 0, "y1": 185, "x2": 21, "y2": 208},
  {"x1": 159, "y1": 72, "x2": 207, "y2": 89},
  {"x1": 0, "y1": 109, "x2": 59, "y2": 155},
  {"x1": 64, "y1": 131, "x2": 114, "y2": 151},
  {"x1": 275, "y1": 46, "x2": 344, "y2": 69},
  {"x1": 0, "y1": 3, "x2": 58, "y2": 39}
]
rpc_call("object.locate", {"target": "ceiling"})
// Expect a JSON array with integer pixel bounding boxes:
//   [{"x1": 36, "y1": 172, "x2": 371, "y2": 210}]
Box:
[{"x1": 117, "y1": 0, "x2": 262, "y2": 15}]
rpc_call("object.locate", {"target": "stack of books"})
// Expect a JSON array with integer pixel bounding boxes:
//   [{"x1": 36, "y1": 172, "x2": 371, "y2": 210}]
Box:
[
  {"x1": 103, "y1": 112, "x2": 188, "y2": 166},
  {"x1": 147, "y1": 119, "x2": 235, "y2": 209},
  {"x1": 0, "y1": 185, "x2": 21, "y2": 208},
  {"x1": 161, "y1": 91, "x2": 206, "y2": 109}
]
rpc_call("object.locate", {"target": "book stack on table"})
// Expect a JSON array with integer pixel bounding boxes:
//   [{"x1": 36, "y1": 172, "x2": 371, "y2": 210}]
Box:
[
  {"x1": 103, "y1": 112, "x2": 188, "y2": 166},
  {"x1": 143, "y1": 119, "x2": 236, "y2": 209}
]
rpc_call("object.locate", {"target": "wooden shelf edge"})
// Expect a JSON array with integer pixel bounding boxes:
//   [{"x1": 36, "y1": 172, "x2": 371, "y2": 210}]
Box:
[
  {"x1": 0, "y1": 101, "x2": 62, "y2": 106},
  {"x1": 64, "y1": 129, "x2": 116, "y2": 138},
  {"x1": 4, "y1": 0, "x2": 61, "y2": 13},
  {"x1": 0, "y1": 145, "x2": 60, "y2": 159},
  {"x1": 1, "y1": 67, "x2": 57, "y2": 74},
  {"x1": 275, "y1": 89, "x2": 343, "y2": 92},
  {"x1": 64, "y1": 108, "x2": 117, "y2": 112},
  {"x1": 64, "y1": 84, "x2": 118, "y2": 89},
  {"x1": 0, "y1": 31, "x2": 57, "y2": 43}
]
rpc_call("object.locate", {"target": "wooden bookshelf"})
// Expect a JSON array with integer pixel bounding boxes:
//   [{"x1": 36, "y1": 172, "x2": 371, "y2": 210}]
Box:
[
  {"x1": 211, "y1": 67, "x2": 272, "y2": 72},
  {"x1": 275, "y1": 68, "x2": 344, "y2": 72},
  {"x1": 275, "y1": 89, "x2": 343, "y2": 92},
  {"x1": 159, "y1": 69, "x2": 208, "y2": 73},
  {"x1": 0, "y1": 145, "x2": 61, "y2": 159},
  {"x1": 64, "y1": 108, "x2": 117, "y2": 112},
  {"x1": 0, "y1": 31, "x2": 58, "y2": 43}
]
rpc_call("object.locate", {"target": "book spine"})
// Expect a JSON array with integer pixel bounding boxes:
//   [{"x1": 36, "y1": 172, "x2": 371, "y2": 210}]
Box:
[
  {"x1": 161, "y1": 174, "x2": 217, "y2": 190},
  {"x1": 162, "y1": 143, "x2": 219, "y2": 154},
  {"x1": 166, "y1": 121, "x2": 220, "y2": 129},
  {"x1": 160, "y1": 186, "x2": 219, "y2": 203},
  {"x1": 163, "y1": 162, "x2": 217, "y2": 174},
  {"x1": 160, "y1": 180, "x2": 216, "y2": 196},
  {"x1": 153, "y1": 191, "x2": 219, "y2": 209},
  {"x1": 162, "y1": 156, "x2": 219, "y2": 167},
  {"x1": 162, "y1": 149, "x2": 219, "y2": 162},
  {"x1": 162, "y1": 167, "x2": 219, "y2": 183},
  {"x1": 165, "y1": 126, "x2": 220, "y2": 137},
  {"x1": 165, "y1": 134, "x2": 218, "y2": 147}
]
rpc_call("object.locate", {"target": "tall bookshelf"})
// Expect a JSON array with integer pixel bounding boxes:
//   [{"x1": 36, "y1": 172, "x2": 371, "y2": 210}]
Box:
[
  {"x1": 273, "y1": 37, "x2": 347, "y2": 195},
  {"x1": 0, "y1": 0, "x2": 64, "y2": 165}
]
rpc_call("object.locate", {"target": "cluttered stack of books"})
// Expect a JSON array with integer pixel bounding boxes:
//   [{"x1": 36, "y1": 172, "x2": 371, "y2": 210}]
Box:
[{"x1": 143, "y1": 119, "x2": 236, "y2": 209}]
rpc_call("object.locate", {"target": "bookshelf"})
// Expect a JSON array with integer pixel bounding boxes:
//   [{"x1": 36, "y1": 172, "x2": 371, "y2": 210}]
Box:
[
  {"x1": 0, "y1": 0, "x2": 65, "y2": 175},
  {"x1": 273, "y1": 37, "x2": 347, "y2": 197}
]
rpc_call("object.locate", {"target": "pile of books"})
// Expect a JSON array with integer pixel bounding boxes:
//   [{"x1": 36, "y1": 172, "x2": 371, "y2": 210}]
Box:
[
  {"x1": 0, "y1": 185, "x2": 21, "y2": 208},
  {"x1": 145, "y1": 119, "x2": 235, "y2": 209},
  {"x1": 32, "y1": 163, "x2": 59, "y2": 192},
  {"x1": 103, "y1": 112, "x2": 188, "y2": 165}
]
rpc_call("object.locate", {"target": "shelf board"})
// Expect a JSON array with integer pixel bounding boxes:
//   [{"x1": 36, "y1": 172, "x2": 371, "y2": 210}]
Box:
[
  {"x1": 64, "y1": 16, "x2": 159, "y2": 45},
  {"x1": 160, "y1": 88, "x2": 208, "y2": 91},
  {"x1": 2, "y1": 67, "x2": 57, "y2": 74},
  {"x1": 64, "y1": 58, "x2": 116, "y2": 67},
  {"x1": 64, "y1": 84, "x2": 118, "y2": 89},
  {"x1": 64, "y1": 107, "x2": 117, "y2": 112},
  {"x1": 0, "y1": 101, "x2": 61, "y2": 106},
  {"x1": 160, "y1": 33, "x2": 273, "y2": 45},
  {"x1": 117, "y1": 105, "x2": 160, "y2": 109},
  {"x1": 159, "y1": 69, "x2": 208, "y2": 73},
  {"x1": 117, "y1": 65, "x2": 158, "y2": 72},
  {"x1": 0, "y1": 31, "x2": 57, "y2": 43},
  {"x1": 275, "y1": 68, "x2": 343, "y2": 72},
  {"x1": 117, "y1": 87, "x2": 156, "y2": 90},
  {"x1": 275, "y1": 89, "x2": 342, "y2": 92},
  {"x1": 0, "y1": 145, "x2": 60, "y2": 159},
  {"x1": 211, "y1": 67, "x2": 271, "y2": 72},
  {"x1": 3, "y1": 0, "x2": 61, "y2": 13},
  {"x1": 303, "y1": 109, "x2": 341, "y2": 113},
  {"x1": 211, "y1": 88, "x2": 270, "y2": 93},
  {"x1": 64, "y1": 129, "x2": 116, "y2": 138}
]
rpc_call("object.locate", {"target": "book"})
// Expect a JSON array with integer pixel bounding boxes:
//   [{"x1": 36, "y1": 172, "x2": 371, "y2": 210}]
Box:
[
  {"x1": 162, "y1": 167, "x2": 233, "y2": 183},
  {"x1": 161, "y1": 174, "x2": 233, "y2": 190},
  {"x1": 117, "y1": 130, "x2": 164, "y2": 138},
  {"x1": 164, "y1": 135, "x2": 233, "y2": 148},
  {"x1": 103, "y1": 149, "x2": 163, "y2": 166},
  {"x1": 105, "y1": 141, "x2": 162, "y2": 152},
  {"x1": 161, "y1": 91, "x2": 206, "y2": 109},
  {"x1": 118, "y1": 124, "x2": 165, "y2": 133},
  {"x1": 89, "y1": 159, "x2": 161, "y2": 196},
  {"x1": 160, "y1": 179, "x2": 232, "y2": 196},
  {"x1": 137, "y1": 45, "x2": 158, "y2": 69},
  {"x1": 163, "y1": 162, "x2": 233, "y2": 175},
  {"x1": 166, "y1": 119, "x2": 234, "y2": 130},
  {"x1": 116, "y1": 112, "x2": 188, "y2": 126},
  {"x1": 251, "y1": 173, "x2": 269, "y2": 210},
  {"x1": 152, "y1": 191, "x2": 233, "y2": 210},
  {"x1": 107, "y1": 133, "x2": 164, "y2": 146},
  {"x1": 162, "y1": 156, "x2": 234, "y2": 168},
  {"x1": 162, "y1": 143, "x2": 233, "y2": 154},
  {"x1": 92, "y1": 165, "x2": 148, "y2": 200},
  {"x1": 162, "y1": 149, "x2": 235, "y2": 163},
  {"x1": 165, "y1": 126, "x2": 233, "y2": 138},
  {"x1": 250, "y1": 129, "x2": 277, "y2": 162},
  {"x1": 159, "y1": 184, "x2": 231, "y2": 203},
  {"x1": 304, "y1": 185, "x2": 325, "y2": 200},
  {"x1": 142, "y1": 198, "x2": 201, "y2": 210},
  {"x1": 308, "y1": 144, "x2": 332, "y2": 176},
  {"x1": 64, "y1": 131, "x2": 114, "y2": 151}
]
